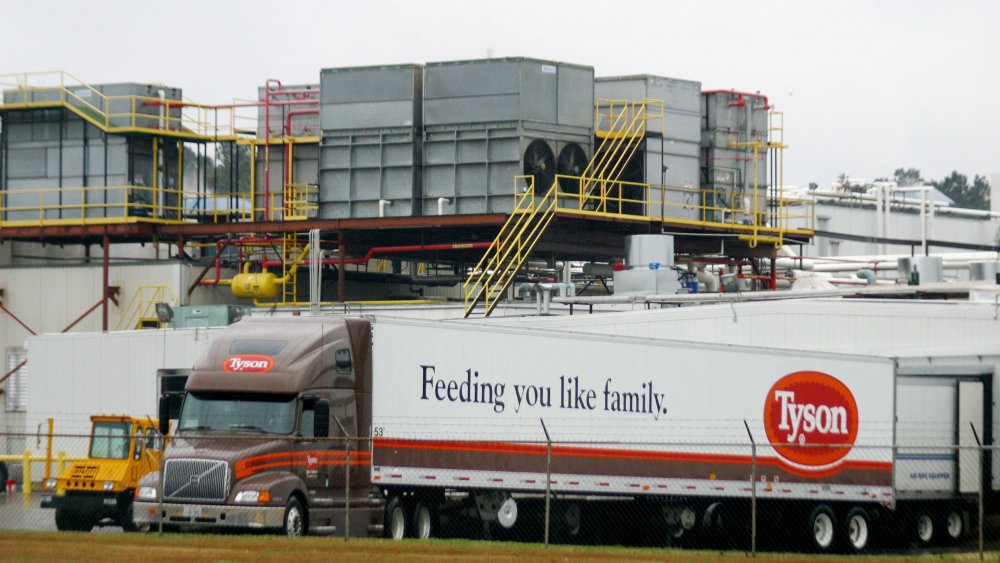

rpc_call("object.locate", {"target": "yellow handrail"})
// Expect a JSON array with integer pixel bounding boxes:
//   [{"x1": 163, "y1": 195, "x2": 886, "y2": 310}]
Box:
[{"x1": 115, "y1": 285, "x2": 180, "y2": 330}]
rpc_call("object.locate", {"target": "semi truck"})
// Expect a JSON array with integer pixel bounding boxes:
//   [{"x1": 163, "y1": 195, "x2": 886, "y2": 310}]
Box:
[{"x1": 133, "y1": 315, "x2": 991, "y2": 552}]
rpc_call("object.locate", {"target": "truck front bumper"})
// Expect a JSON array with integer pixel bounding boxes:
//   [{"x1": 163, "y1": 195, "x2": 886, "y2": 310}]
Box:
[
  {"x1": 41, "y1": 492, "x2": 122, "y2": 518},
  {"x1": 133, "y1": 501, "x2": 284, "y2": 530}
]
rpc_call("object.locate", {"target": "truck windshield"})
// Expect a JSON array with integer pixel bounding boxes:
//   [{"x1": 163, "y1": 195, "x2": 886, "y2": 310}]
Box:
[
  {"x1": 177, "y1": 393, "x2": 297, "y2": 434},
  {"x1": 90, "y1": 421, "x2": 132, "y2": 459}
]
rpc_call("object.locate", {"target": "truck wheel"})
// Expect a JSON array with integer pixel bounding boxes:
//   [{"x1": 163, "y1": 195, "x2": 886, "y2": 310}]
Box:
[
  {"x1": 122, "y1": 500, "x2": 149, "y2": 533},
  {"x1": 842, "y1": 507, "x2": 870, "y2": 553},
  {"x1": 385, "y1": 496, "x2": 407, "y2": 540},
  {"x1": 55, "y1": 509, "x2": 92, "y2": 532},
  {"x1": 807, "y1": 504, "x2": 836, "y2": 552},
  {"x1": 914, "y1": 509, "x2": 934, "y2": 547},
  {"x1": 282, "y1": 497, "x2": 307, "y2": 536},
  {"x1": 941, "y1": 506, "x2": 964, "y2": 545},
  {"x1": 411, "y1": 501, "x2": 435, "y2": 539}
]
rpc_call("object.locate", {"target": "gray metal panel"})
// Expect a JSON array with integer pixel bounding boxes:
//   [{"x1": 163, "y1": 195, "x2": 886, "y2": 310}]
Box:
[
  {"x1": 7, "y1": 147, "x2": 46, "y2": 178},
  {"x1": 423, "y1": 58, "x2": 594, "y2": 127},
  {"x1": 318, "y1": 127, "x2": 421, "y2": 218},
  {"x1": 596, "y1": 75, "x2": 701, "y2": 114},
  {"x1": 320, "y1": 65, "x2": 421, "y2": 131},
  {"x1": 558, "y1": 65, "x2": 595, "y2": 128}
]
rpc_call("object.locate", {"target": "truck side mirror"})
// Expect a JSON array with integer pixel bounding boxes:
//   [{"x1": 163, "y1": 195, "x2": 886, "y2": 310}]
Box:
[
  {"x1": 314, "y1": 399, "x2": 330, "y2": 438},
  {"x1": 158, "y1": 395, "x2": 171, "y2": 436}
]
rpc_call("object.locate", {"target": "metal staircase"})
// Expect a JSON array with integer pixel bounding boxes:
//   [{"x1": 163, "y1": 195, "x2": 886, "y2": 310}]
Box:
[{"x1": 462, "y1": 99, "x2": 661, "y2": 318}]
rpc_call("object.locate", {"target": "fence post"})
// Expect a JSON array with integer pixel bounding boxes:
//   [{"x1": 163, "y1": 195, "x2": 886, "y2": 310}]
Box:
[
  {"x1": 744, "y1": 421, "x2": 757, "y2": 557},
  {"x1": 540, "y1": 418, "x2": 552, "y2": 548},
  {"x1": 157, "y1": 430, "x2": 165, "y2": 535},
  {"x1": 970, "y1": 424, "x2": 983, "y2": 561},
  {"x1": 344, "y1": 437, "x2": 351, "y2": 542},
  {"x1": 22, "y1": 450, "x2": 31, "y2": 495}
]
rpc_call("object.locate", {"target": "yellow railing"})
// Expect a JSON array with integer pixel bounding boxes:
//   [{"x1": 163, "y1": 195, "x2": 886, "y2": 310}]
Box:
[
  {"x1": 0, "y1": 185, "x2": 253, "y2": 227},
  {"x1": 0, "y1": 451, "x2": 87, "y2": 496},
  {"x1": 463, "y1": 175, "x2": 557, "y2": 318},
  {"x1": 0, "y1": 71, "x2": 255, "y2": 140},
  {"x1": 552, "y1": 174, "x2": 815, "y2": 237},
  {"x1": 115, "y1": 284, "x2": 179, "y2": 330}
]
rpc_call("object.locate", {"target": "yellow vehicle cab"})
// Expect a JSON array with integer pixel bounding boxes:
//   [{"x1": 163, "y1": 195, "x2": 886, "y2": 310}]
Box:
[{"x1": 41, "y1": 415, "x2": 162, "y2": 531}]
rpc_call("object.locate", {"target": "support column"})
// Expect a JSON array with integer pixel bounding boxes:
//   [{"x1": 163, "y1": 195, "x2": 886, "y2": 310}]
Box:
[
  {"x1": 337, "y1": 231, "x2": 346, "y2": 304},
  {"x1": 102, "y1": 234, "x2": 109, "y2": 332}
]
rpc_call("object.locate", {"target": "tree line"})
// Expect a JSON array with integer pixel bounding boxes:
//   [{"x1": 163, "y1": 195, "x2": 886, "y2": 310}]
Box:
[{"x1": 878, "y1": 168, "x2": 991, "y2": 210}]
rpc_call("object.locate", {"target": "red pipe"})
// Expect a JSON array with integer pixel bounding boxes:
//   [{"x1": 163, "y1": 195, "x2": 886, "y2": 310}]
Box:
[
  {"x1": 263, "y1": 80, "x2": 282, "y2": 220},
  {"x1": 701, "y1": 89, "x2": 770, "y2": 110},
  {"x1": 259, "y1": 242, "x2": 493, "y2": 268},
  {"x1": 283, "y1": 108, "x2": 320, "y2": 217}
]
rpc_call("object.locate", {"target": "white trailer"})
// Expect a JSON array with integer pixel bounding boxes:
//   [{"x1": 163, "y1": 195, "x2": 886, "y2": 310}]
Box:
[{"x1": 370, "y1": 317, "x2": 986, "y2": 552}]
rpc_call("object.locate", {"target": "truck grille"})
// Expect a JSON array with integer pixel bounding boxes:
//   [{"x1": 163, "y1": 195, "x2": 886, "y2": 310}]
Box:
[{"x1": 163, "y1": 459, "x2": 229, "y2": 502}]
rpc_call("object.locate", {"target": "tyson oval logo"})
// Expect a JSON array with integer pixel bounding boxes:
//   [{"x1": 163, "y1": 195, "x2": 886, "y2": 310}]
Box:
[
  {"x1": 223, "y1": 354, "x2": 275, "y2": 373},
  {"x1": 763, "y1": 371, "x2": 858, "y2": 471}
]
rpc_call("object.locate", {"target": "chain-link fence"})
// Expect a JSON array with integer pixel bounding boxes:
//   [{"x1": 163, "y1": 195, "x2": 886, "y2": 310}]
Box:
[{"x1": 0, "y1": 431, "x2": 996, "y2": 557}]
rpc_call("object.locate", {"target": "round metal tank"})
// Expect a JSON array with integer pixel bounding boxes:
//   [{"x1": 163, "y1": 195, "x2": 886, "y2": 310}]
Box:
[
  {"x1": 897, "y1": 256, "x2": 943, "y2": 284},
  {"x1": 969, "y1": 261, "x2": 1000, "y2": 282},
  {"x1": 625, "y1": 235, "x2": 674, "y2": 269},
  {"x1": 231, "y1": 272, "x2": 281, "y2": 299}
]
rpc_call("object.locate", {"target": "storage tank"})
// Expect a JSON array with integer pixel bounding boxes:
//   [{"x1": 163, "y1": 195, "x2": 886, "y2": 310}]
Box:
[
  {"x1": 897, "y1": 256, "x2": 944, "y2": 284},
  {"x1": 318, "y1": 64, "x2": 423, "y2": 218},
  {"x1": 969, "y1": 261, "x2": 1000, "y2": 282},
  {"x1": 421, "y1": 58, "x2": 594, "y2": 215},
  {"x1": 595, "y1": 75, "x2": 701, "y2": 220},
  {"x1": 614, "y1": 234, "x2": 681, "y2": 295}
]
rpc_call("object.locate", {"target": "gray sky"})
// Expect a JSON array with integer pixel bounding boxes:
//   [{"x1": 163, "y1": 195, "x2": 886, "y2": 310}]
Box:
[{"x1": 4, "y1": 0, "x2": 997, "y2": 188}]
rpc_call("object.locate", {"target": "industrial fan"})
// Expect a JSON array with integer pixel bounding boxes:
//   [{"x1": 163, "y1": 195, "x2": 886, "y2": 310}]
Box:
[
  {"x1": 557, "y1": 143, "x2": 588, "y2": 195},
  {"x1": 522, "y1": 139, "x2": 556, "y2": 193}
]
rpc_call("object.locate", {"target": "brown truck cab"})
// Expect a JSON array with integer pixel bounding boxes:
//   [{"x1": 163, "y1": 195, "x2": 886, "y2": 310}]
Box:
[{"x1": 133, "y1": 317, "x2": 383, "y2": 535}]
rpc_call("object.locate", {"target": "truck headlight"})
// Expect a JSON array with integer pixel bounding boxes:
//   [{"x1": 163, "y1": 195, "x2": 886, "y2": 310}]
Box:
[
  {"x1": 136, "y1": 486, "x2": 157, "y2": 501},
  {"x1": 103, "y1": 481, "x2": 115, "y2": 491},
  {"x1": 44, "y1": 479, "x2": 57, "y2": 490},
  {"x1": 234, "y1": 490, "x2": 272, "y2": 504}
]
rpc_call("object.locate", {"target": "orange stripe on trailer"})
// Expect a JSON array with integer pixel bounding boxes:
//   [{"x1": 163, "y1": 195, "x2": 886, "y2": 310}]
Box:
[{"x1": 373, "y1": 437, "x2": 892, "y2": 476}]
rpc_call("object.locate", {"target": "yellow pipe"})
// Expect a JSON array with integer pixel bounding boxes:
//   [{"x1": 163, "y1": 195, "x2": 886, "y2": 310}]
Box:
[
  {"x1": 22, "y1": 450, "x2": 31, "y2": 495},
  {"x1": 44, "y1": 418, "x2": 53, "y2": 481}
]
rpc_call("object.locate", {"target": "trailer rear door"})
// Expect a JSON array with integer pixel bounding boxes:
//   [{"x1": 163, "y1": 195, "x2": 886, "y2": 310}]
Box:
[{"x1": 958, "y1": 380, "x2": 984, "y2": 494}]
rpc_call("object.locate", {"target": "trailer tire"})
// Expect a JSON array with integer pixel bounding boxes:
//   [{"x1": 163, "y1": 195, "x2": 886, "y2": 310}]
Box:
[
  {"x1": 411, "y1": 501, "x2": 435, "y2": 540},
  {"x1": 282, "y1": 496, "x2": 307, "y2": 536},
  {"x1": 941, "y1": 506, "x2": 964, "y2": 545},
  {"x1": 913, "y1": 509, "x2": 935, "y2": 547},
  {"x1": 385, "y1": 496, "x2": 407, "y2": 540},
  {"x1": 807, "y1": 504, "x2": 836, "y2": 552},
  {"x1": 842, "y1": 506, "x2": 870, "y2": 553}
]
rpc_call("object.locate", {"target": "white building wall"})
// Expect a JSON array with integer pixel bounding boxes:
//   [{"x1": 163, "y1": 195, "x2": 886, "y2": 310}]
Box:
[{"x1": 24, "y1": 328, "x2": 223, "y2": 455}]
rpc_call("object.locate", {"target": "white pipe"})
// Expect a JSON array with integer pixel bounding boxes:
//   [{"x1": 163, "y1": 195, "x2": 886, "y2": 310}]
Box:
[
  {"x1": 378, "y1": 199, "x2": 392, "y2": 218},
  {"x1": 921, "y1": 189, "x2": 928, "y2": 256},
  {"x1": 437, "y1": 197, "x2": 451, "y2": 216}
]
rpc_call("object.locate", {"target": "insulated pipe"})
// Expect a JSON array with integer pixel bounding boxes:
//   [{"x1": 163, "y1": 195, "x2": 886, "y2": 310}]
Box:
[
  {"x1": 379, "y1": 199, "x2": 393, "y2": 218},
  {"x1": 437, "y1": 197, "x2": 451, "y2": 216}
]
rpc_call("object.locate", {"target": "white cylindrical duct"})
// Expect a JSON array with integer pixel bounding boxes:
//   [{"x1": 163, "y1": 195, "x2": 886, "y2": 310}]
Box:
[
  {"x1": 625, "y1": 235, "x2": 674, "y2": 269},
  {"x1": 897, "y1": 256, "x2": 943, "y2": 284}
]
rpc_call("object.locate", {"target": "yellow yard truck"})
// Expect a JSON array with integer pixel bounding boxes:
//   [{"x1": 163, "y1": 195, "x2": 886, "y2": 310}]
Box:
[{"x1": 41, "y1": 415, "x2": 162, "y2": 531}]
